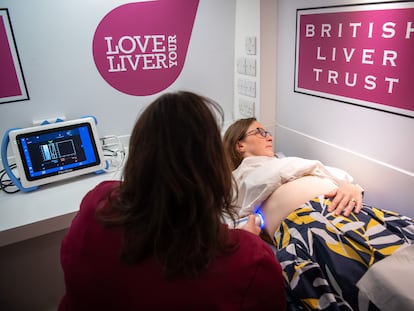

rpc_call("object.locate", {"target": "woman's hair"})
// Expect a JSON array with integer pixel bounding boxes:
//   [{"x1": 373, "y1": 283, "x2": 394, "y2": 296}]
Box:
[
  {"x1": 223, "y1": 117, "x2": 256, "y2": 170},
  {"x1": 98, "y1": 91, "x2": 238, "y2": 278}
]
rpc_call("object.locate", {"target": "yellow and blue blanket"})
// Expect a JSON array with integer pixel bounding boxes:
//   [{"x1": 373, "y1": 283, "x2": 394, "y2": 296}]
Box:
[{"x1": 274, "y1": 196, "x2": 414, "y2": 310}]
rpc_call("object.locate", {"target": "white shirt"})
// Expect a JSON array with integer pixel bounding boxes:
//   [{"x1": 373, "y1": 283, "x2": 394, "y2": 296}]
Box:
[{"x1": 232, "y1": 156, "x2": 354, "y2": 217}]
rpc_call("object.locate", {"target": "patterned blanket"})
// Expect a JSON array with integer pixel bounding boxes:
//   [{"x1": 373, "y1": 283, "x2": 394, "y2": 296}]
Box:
[{"x1": 273, "y1": 196, "x2": 414, "y2": 310}]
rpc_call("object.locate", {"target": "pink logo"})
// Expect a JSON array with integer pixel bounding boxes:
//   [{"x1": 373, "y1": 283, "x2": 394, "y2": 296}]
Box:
[{"x1": 93, "y1": 0, "x2": 199, "y2": 96}]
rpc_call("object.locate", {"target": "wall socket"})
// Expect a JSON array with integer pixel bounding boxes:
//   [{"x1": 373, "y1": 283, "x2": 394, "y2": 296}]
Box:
[
  {"x1": 237, "y1": 78, "x2": 256, "y2": 98},
  {"x1": 239, "y1": 98, "x2": 255, "y2": 117},
  {"x1": 237, "y1": 56, "x2": 256, "y2": 76}
]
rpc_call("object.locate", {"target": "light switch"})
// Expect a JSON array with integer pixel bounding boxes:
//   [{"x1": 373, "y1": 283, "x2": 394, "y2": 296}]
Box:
[{"x1": 245, "y1": 36, "x2": 256, "y2": 55}]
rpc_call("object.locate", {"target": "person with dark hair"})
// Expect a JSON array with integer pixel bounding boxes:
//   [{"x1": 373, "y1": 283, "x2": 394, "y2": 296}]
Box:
[
  {"x1": 59, "y1": 92, "x2": 286, "y2": 311},
  {"x1": 223, "y1": 117, "x2": 414, "y2": 311}
]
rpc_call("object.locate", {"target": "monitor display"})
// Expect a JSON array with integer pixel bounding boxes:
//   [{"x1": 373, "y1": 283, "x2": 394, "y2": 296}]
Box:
[{"x1": 9, "y1": 117, "x2": 105, "y2": 188}]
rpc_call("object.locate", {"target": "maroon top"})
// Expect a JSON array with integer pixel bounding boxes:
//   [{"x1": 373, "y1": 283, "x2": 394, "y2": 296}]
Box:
[{"x1": 59, "y1": 181, "x2": 286, "y2": 311}]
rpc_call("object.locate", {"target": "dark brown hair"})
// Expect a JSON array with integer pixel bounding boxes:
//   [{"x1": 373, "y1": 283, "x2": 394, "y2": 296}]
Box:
[
  {"x1": 98, "y1": 91, "x2": 238, "y2": 278},
  {"x1": 223, "y1": 117, "x2": 256, "y2": 170}
]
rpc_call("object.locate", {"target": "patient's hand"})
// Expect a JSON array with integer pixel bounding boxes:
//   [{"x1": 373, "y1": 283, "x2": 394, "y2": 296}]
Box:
[
  {"x1": 240, "y1": 215, "x2": 261, "y2": 235},
  {"x1": 325, "y1": 183, "x2": 363, "y2": 216}
]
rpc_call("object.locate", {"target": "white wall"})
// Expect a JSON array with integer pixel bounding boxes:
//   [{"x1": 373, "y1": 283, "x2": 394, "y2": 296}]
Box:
[
  {"x1": 275, "y1": 0, "x2": 414, "y2": 217},
  {"x1": 0, "y1": 0, "x2": 236, "y2": 141}
]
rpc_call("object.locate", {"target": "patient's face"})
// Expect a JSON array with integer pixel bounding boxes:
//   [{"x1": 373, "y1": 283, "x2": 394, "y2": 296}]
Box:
[{"x1": 238, "y1": 121, "x2": 274, "y2": 158}]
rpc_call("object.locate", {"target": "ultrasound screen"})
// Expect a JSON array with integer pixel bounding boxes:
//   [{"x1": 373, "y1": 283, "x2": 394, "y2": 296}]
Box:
[{"x1": 16, "y1": 122, "x2": 101, "y2": 181}]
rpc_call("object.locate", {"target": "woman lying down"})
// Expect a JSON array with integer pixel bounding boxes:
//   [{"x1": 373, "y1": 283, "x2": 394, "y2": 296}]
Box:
[{"x1": 223, "y1": 117, "x2": 414, "y2": 311}]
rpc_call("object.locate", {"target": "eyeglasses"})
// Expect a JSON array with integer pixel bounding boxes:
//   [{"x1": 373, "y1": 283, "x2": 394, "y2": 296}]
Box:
[{"x1": 242, "y1": 127, "x2": 272, "y2": 139}]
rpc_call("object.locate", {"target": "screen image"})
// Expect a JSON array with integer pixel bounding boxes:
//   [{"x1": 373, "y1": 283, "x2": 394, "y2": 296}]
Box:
[{"x1": 16, "y1": 123, "x2": 101, "y2": 181}]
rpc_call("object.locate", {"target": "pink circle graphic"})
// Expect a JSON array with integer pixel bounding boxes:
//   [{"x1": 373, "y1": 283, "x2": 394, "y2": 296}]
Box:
[{"x1": 93, "y1": 0, "x2": 199, "y2": 96}]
